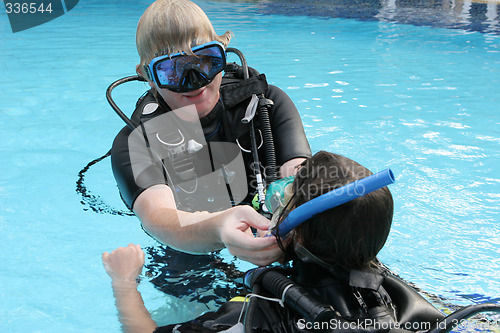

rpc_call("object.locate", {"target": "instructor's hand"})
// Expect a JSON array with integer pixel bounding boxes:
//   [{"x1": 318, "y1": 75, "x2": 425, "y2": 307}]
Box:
[{"x1": 218, "y1": 205, "x2": 283, "y2": 266}]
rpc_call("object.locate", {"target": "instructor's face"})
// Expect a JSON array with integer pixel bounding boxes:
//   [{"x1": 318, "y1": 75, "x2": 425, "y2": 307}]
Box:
[{"x1": 154, "y1": 73, "x2": 222, "y2": 119}]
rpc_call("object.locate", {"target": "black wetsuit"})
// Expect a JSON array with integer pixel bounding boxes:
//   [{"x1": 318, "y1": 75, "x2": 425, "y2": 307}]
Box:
[
  {"x1": 109, "y1": 71, "x2": 311, "y2": 305},
  {"x1": 111, "y1": 72, "x2": 311, "y2": 211}
]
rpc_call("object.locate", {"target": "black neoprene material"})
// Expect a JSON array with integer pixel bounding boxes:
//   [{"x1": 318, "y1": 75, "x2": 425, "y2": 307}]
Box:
[{"x1": 110, "y1": 82, "x2": 311, "y2": 210}]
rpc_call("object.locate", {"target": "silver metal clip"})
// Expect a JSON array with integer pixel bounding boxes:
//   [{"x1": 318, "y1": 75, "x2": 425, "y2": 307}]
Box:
[
  {"x1": 353, "y1": 290, "x2": 369, "y2": 313},
  {"x1": 241, "y1": 94, "x2": 259, "y2": 124}
]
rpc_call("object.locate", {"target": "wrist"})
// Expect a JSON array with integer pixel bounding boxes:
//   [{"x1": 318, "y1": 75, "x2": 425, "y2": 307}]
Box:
[
  {"x1": 111, "y1": 277, "x2": 139, "y2": 290},
  {"x1": 213, "y1": 209, "x2": 232, "y2": 246}
]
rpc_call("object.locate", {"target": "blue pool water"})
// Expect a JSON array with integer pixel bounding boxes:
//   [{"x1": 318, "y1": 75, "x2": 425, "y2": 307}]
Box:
[{"x1": 1, "y1": 0, "x2": 499, "y2": 331}]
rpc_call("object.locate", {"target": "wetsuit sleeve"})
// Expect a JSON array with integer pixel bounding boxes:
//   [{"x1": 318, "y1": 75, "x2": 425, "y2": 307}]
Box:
[
  {"x1": 266, "y1": 85, "x2": 312, "y2": 165},
  {"x1": 111, "y1": 126, "x2": 167, "y2": 210}
]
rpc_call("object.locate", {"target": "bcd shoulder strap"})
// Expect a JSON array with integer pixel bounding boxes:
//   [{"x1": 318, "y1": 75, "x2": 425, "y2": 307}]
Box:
[{"x1": 220, "y1": 62, "x2": 269, "y2": 110}]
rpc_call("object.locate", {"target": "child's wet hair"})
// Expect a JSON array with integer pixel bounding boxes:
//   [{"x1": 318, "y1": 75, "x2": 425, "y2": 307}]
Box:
[{"x1": 274, "y1": 151, "x2": 394, "y2": 270}]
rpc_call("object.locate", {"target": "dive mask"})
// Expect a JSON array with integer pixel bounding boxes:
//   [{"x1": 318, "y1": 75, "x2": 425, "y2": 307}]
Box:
[
  {"x1": 262, "y1": 176, "x2": 295, "y2": 230},
  {"x1": 265, "y1": 176, "x2": 295, "y2": 214},
  {"x1": 143, "y1": 41, "x2": 226, "y2": 93}
]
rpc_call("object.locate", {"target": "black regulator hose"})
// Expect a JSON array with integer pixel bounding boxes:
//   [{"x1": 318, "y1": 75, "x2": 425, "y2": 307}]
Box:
[
  {"x1": 227, "y1": 48, "x2": 278, "y2": 184},
  {"x1": 226, "y1": 48, "x2": 249, "y2": 79},
  {"x1": 261, "y1": 270, "x2": 336, "y2": 324},
  {"x1": 257, "y1": 97, "x2": 277, "y2": 183},
  {"x1": 244, "y1": 267, "x2": 336, "y2": 331},
  {"x1": 77, "y1": 75, "x2": 148, "y2": 216},
  {"x1": 106, "y1": 75, "x2": 146, "y2": 130},
  {"x1": 244, "y1": 282, "x2": 260, "y2": 333}
]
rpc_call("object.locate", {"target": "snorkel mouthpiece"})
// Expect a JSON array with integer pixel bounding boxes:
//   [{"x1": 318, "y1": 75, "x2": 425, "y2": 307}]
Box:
[{"x1": 274, "y1": 169, "x2": 395, "y2": 237}]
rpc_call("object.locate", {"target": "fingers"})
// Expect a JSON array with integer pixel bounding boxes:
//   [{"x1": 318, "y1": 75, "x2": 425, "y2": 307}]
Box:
[
  {"x1": 223, "y1": 222, "x2": 276, "y2": 251},
  {"x1": 237, "y1": 232, "x2": 277, "y2": 251},
  {"x1": 102, "y1": 243, "x2": 146, "y2": 282},
  {"x1": 223, "y1": 228, "x2": 283, "y2": 266},
  {"x1": 234, "y1": 205, "x2": 272, "y2": 231},
  {"x1": 101, "y1": 244, "x2": 144, "y2": 266},
  {"x1": 218, "y1": 206, "x2": 287, "y2": 266},
  {"x1": 102, "y1": 252, "x2": 110, "y2": 267},
  {"x1": 104, "y1": 244, "x2": 140, "y2": 255},
  {"x1": 231, "y1": 243, "x2": 284, "y2": 267}
]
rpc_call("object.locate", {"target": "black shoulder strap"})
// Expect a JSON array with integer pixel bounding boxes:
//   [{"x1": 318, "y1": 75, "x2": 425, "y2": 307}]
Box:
[{"x1": 220, "y1": 73, "x2": 269, "y2": 110}]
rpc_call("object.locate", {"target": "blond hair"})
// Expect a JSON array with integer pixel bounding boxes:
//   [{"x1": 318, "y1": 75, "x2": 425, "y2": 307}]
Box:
[{"x1": 136, "y1": 0, "x2": 232, "y2": 68}]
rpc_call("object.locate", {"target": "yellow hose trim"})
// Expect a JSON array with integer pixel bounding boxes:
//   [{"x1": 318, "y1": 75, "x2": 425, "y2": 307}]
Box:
[{"x1": 228, "y1": 296, "x2": 248, "y2": 303}]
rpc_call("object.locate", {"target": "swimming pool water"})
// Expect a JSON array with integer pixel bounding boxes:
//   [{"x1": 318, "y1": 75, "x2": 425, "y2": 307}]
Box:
[{"x1": 1, "y1": 0, "x2": 499, "y2": 331}]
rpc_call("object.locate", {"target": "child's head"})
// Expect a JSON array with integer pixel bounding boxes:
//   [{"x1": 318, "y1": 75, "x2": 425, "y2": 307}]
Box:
[
  {"x1": 276, "y1": 151, "x2": 394, "y2": 270},
  {"x1": 136, "y1": 0, "x2": 232, "y2": 69}
]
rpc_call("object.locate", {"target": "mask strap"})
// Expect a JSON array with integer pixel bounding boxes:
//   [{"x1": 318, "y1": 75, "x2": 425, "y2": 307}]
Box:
[{"x1": 295, "y1": 243, "x2": 332, "y2": 270}]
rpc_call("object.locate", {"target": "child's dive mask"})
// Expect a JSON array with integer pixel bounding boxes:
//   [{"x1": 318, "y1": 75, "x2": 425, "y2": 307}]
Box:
[{"x1": 259, "y1": 170, "x2": 395, "y2": 237}]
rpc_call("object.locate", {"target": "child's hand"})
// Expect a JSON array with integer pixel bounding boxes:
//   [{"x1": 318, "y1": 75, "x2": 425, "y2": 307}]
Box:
[{"x1": 102, "y1": 244, "x2": 145, "y2": 286}]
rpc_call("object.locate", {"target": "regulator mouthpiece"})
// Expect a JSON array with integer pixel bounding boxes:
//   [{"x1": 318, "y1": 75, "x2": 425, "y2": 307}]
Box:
[{"x1": 273, "y1": 169, "x2": 395, "y2": 237}]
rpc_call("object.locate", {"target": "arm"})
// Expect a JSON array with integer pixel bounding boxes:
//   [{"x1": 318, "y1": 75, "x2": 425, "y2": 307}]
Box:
[
  {"x1": 133, "y1": 185, "x2": 281, "y2": 266},
  {"x1": 102, "y1": 244, "x2": 157, "y2": 333},
  {"x1": 113, "y1": 128, "x2": 287, "y2": 266},
  {"x1": 266, "y1": 85, "x2": 311, "y2": 168}
]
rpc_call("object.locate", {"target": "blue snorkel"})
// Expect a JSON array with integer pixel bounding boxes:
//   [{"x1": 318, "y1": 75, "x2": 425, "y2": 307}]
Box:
[{"x1": 273, "y1": 169, "x2": 395, "y2": 237}]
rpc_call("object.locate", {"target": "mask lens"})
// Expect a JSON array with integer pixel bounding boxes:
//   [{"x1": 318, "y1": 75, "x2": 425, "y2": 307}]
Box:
[
  {"x1": 265, "y1": 176, "x2": 295, "y2": 214},
  {"x1": 150, "y1": 42, "x2": 226, "y2": 91},
  {"x1": 155, "y1": 59, "x2": 177, "y2": 86},
  {"x1": 193, "y1": 47, "x2": 225, "y2": 77}
]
